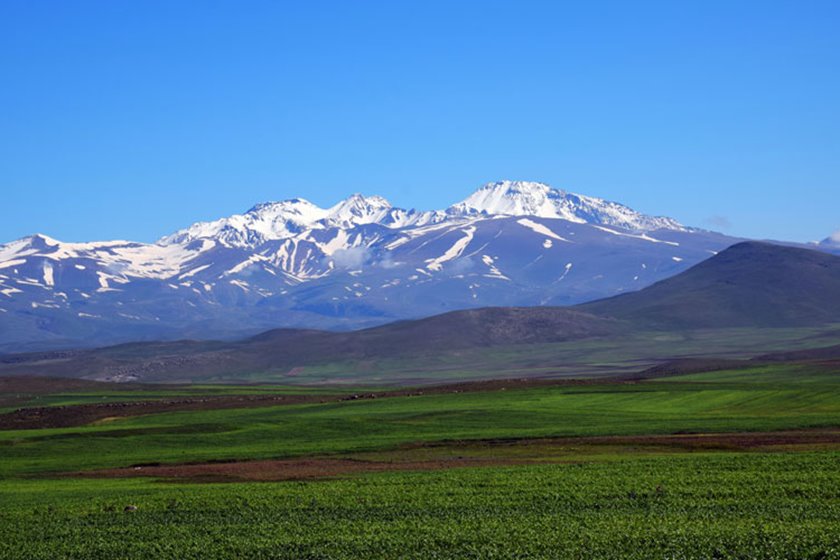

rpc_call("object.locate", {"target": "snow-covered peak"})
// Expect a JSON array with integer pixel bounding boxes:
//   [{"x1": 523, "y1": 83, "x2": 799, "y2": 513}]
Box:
[
  {"x1": 325, "y1": 194, "x2": 451, "y2": 229},
  {"x1": 0, "y1": 233, "x2": 60, "y2": 259},
  {"x1": 450, "y1": 181, "x2": 559, "y2": 218},
  {"x1": 0, "y1": 233, "x2": 104, "y2": 264},
  {"x1": 152, "y1": 179, "x2": 683, "y2": 249},
  {"x1": 242, "y1": 198, "x2": 330, "y2": 237},
  {"x1": 324, "y1": 194, "x2": 394, "y2": 227},
  {"x1": 449, "y1": 180, "x2": 683, "y2": 232},
  {"x1": 821, "y1": 230, "x2": 840, "y2": 247},
  {"x1": 247, "y1": 198, "x2": 328, "y2": 222},
  {"x1": 161, "y1": 198, "x2": 330, "y2": 247},
  {"x1": 162, "y1": 192, "x2": 449, "y2": 248},
  {"x1": 0, "y1": 232, "x2": 195, "y2": 283},
  {"x1": 28, "y1": 233, "x2": 62, "y2": 246}
]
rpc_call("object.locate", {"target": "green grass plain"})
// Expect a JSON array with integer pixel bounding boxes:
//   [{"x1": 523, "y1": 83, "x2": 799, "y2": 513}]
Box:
[
  {"x1": 220, "y1": 325, "x2": 840, "y2": 385},
  {"x1": 3, "y1": 453, "x2": 840, "y2": 559},
  {"x1": 0, "y1": 383, "x2": 342, "y2": 414},
  {"x1": 2, "y1": 363, "x2": 840, "y2": 558},
  {"x1": 56, "y1": 325, "x2": 840, "y2": 384},
  {"x1": 3, "y1": 364, "x2": 840, "y2": 476}
]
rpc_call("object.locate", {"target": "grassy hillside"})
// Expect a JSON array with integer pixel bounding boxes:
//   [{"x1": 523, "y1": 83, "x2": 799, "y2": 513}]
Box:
[
  {"x1": 0, "y1": 307, "x2": 621, "y2": 383},
  {"x1": 3, "y1": 323, "x2": 839, "y2": 384},
  {"x1": 579, "y1": 241, "x2": 840, "y2": 328}
]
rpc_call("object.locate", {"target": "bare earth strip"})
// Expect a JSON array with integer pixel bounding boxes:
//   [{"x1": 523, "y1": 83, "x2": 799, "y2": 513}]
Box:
[
  {"x1": 0, "y1": 377, "x2": 613, "y2": 430},
  {"x1": 70, "y1": 429, "x2": 840, "y2": 483}
]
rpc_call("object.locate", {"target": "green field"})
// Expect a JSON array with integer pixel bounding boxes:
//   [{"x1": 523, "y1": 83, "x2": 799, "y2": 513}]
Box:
[
  {"x1": 0, "y1": 383, "x2": 342, "y2": 414},
  {"x1": 3, "y1": 453, "x2": 839, "y2": 559},
  {"x1": 2, "y1": 363, "x2": 840, "y2": 558},
  {"x1": 131, "y1": 325, "x2": 840, "y2": 384}
]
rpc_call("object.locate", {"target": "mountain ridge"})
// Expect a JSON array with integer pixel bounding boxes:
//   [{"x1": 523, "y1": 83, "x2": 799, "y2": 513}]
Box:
[
  {"x1": 158, "y1": 180, "x2": 686, "y2": 249},
  {"x1": 1, "y1": 241, "x2": 838, "y2": 383},
  {"x1": 0, "y1": 180, "x2": 743, "y2": 350}
]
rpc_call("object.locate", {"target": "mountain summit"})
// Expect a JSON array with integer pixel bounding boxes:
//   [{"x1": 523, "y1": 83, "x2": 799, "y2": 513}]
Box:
[
  {"x1": 449, "y1": 181, "x2": 683, "y2": 232},
  {"x1": 821, "y1": 230, "x2": 840, "y2": 248},
  {"x1": 163, "y1": 181, "x2": 683, "y2": 249},
  {"x1": 0, "y1": 180, "x2": 738, "y2": 350}
]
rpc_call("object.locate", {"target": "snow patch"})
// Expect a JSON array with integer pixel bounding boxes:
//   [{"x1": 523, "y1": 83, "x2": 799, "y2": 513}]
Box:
[
  {"x1": 43, "y1": 262, "x2": 54, "y2": 287},
  {"x1": 592, "y1": 225, "x2": 680, "y2": 246},
  {"x1": 0, "y1": 259, "x2": 26, "y2": 270},
  {"x1": 118, "y1": 313, "x2": 143, "y2": 320},
  {"x1": 426, "y1": 226, "x2": 476, "y2": 271},
  {"x1": 225, "y1": 255, "x2": 269, "y2": 276},
  {"x1": 481, "y1": 255, "x2": 510, "y2": 280},
  {"x1": 516, "y1": 218, "x2": 571, "y2": 242},
  {"x1": 320, "y1": 230, "x2": 352, "y2": 255},
  {"x1": 180, "y1": 264, "x2": 211, "y2": 279},
  {"x1": 557, "y1": 263, "x2": 573, "y2": 282}
]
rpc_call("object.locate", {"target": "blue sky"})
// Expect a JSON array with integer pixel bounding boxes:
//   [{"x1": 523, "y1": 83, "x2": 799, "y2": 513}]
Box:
[{"x1": 1, "y1": 1, "x2": 838, "y2": 243}]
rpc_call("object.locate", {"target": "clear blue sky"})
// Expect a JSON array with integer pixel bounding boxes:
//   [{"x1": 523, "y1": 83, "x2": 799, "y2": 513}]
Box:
[{"x1": 2, "y1": 1, "x2": 838, "y2": 243}]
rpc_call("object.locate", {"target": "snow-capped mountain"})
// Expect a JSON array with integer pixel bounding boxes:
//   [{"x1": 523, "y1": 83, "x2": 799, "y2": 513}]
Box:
[
  {"x1": 820, "y1": 230, "x2": 840, "y2": 251},
  {"x1": 449, "y1": 181, "x2": 683, "y2": 231},
  {"x1": 161, "y1": 198, "x2": 330, "y2": 247},
  {"x1": 0, "y1": 180, "x2": 739, "y2": 351},
  {"x1": 163, "y1": 193, "x2": 445, "y2": 248},
  {"x1": 816, "y1": 230, "x2": 840, "y2": 255},
  {"x1": 162, "y1": 181, "x2": 683, "y2": 249}
]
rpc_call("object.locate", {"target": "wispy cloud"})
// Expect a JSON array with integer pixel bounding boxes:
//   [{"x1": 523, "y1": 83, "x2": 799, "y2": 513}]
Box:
[
  {"x1": 704, "y1": 215, "x2": 732, "y2": 230},
  {"x1": 330, "y1": 247, "x2": 371, "y2": 269}
]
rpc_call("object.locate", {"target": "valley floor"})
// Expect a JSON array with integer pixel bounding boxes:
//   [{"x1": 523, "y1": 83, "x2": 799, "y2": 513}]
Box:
[{"x1": 1, "y1": 362, "x2": 840, "y2": 558}]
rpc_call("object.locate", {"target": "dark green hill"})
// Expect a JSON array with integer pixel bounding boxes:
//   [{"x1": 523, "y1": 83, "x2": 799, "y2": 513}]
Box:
[
  {"x1": 243, "y1": 307, "x2": 622, "y2": 361},
  {"x1": 578, "y1": 242, "x2": 840, "y2": 329},
  {"x1": 0, "y1": 307, "x2": 620, "y2": 382}
]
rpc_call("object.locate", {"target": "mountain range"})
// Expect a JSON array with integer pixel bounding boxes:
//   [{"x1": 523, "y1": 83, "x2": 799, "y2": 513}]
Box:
[
  {"x1": 0, "y1": 180, "x2": 830, "y2": 351},
  {"x1": 2, "y1": 241, "x2": 838, "y2": 383}
]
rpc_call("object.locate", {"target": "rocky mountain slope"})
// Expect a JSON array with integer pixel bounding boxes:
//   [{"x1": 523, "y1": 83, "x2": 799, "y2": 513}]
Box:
[{"x1": 0, "y1": 180, "x2": 738, "y2": 350}]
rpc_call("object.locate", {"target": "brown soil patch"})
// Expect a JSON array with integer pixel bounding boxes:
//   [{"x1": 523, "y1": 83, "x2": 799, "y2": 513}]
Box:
[
  {"x1": 404, "y1": 429, "x2": 840, "y2": 452},
  {"x1": 0, "y1": 376, "x2": 155, "y2": 409},
  {"x1": 0, "y1": 376, "x2": 617, "y2": 431},
  {"x1": 78, "y1": 456, "x2": 524, "y2": 483},
  {"x1": 0, "y1": 394, "x2": 324, "y2": 430},
  {"x1": 71, "y1": 429, "x2": 840, "y2": 483}
]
